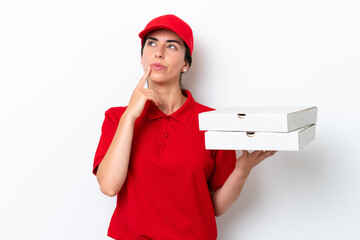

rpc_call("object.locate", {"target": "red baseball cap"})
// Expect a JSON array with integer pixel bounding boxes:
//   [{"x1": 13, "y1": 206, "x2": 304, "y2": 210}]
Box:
[{"x1": 138, "y1": 14, "x2": 194, "y2": 55}]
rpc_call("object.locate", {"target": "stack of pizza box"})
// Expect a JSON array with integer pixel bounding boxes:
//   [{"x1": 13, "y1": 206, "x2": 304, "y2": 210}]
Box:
[{"x1": 198, "y1": 106, "x2": 318, "y2": 151}]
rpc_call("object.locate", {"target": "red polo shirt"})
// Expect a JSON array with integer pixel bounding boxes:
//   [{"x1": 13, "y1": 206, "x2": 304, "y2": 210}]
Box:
[{"x1": 93, "y1": 89, "x2": 237, "y2": 240}]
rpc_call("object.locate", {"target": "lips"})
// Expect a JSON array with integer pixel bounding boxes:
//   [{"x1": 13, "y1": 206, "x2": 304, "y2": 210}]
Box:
[{"x1": 150, "y1": 63, "x2": 166, "y2": 70}]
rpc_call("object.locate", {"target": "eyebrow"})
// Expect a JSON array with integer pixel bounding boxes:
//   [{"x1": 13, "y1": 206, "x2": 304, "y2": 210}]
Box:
[{"x1": 146, "y1": 37, "x2": 182, "y2": 46}]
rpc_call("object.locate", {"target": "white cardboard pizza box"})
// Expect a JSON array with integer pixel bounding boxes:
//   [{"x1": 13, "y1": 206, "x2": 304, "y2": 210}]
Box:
[
  {"x1": 199, "y1": 106, "x2": 317, "y2": 132},
  {"x1": 204, "y1": 124, "x2": 316, "y2": 151}
]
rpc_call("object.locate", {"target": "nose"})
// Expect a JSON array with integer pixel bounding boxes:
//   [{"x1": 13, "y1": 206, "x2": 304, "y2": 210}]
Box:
[{"x1": 154, "y1": 45, "x2": 165, "y2": 58}]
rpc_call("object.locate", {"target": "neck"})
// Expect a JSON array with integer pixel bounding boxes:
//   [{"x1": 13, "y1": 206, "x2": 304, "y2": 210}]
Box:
[{"x1": 148, "y1": 82, "x2": 187, "y2": 115}]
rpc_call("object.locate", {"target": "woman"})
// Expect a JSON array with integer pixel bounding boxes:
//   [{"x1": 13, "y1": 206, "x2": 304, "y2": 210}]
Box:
[{"x1": 93, "y1": 14, "x2": 276, "y2": 240}]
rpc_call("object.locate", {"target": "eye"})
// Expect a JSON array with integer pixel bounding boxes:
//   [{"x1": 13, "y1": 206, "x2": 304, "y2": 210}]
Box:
[
  {"x1": 168, "y1": 44, "x2": 177, "y2": 50},
  {"x1": 147, "y1": 41, "x2": 156, "y2": 46}
]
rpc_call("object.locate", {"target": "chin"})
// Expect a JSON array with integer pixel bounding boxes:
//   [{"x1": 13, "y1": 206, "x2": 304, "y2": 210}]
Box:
[{"x1": 149, "y1": 72, "x2": 170, "y2": 83}]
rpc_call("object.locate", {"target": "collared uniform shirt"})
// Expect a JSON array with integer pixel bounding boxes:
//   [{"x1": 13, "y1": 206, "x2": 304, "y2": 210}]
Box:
[{"x1": 93, "y1": 89, "x2": 237, "y2": 240}]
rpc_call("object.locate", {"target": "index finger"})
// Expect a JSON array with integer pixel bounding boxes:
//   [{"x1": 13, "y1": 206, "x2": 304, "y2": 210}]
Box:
[{"x1": 136, "y1": 67, "x2": 152, "y2": 89}]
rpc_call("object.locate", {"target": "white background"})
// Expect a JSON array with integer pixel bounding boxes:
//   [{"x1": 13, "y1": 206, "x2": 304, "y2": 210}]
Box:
[{"x1": 1, "y1": 0, "x2": 359, "y2": 239}]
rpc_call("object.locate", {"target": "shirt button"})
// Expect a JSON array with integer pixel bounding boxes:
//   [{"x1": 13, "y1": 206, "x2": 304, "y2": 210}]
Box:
[
  {"x1": 164, "y1": 132, "x2": 169, "y2": 137},
  {"x1": 166, "y1": 117, "x2": 170, "y2": 121}
]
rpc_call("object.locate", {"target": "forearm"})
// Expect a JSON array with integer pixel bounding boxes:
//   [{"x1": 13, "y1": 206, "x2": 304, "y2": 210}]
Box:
[
  {"x1": 96, "y1": 112, "x2": 135, "y2": 196},
  {"x1": 211, "y1": 169, "x2": 249, "y2": 217}
]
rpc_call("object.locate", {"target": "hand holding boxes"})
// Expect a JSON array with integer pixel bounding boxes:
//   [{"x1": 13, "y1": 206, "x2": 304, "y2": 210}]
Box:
[{"x1": 198, "y1": 106, "x2": 318, "y2": 151}]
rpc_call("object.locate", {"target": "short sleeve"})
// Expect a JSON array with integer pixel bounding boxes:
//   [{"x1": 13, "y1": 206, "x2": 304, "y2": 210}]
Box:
[
  {"x1": 207, "y1": 149, "x2": 237, "y2": 192},
  {"x1": 92, "y1": 107, "x2": 125, "y2": 175}
]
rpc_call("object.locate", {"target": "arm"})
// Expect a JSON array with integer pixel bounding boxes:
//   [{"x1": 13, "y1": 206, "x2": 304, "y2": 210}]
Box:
[
  {"x1": 96, "y1": 112, "x2": 136, "y2": 197},
  {"x1": 210, "y1": 169, "x2": 248, "y2": 217},
  {"x1": 96, "y1": 67, "x2": 161, "y2": 197},
  {"x1": 211, "y1": 150, "x2": 276, "y2": 217}
]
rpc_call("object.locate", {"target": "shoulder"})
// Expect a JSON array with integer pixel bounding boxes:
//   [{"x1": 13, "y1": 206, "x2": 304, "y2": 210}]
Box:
[
  {"x1": 183, "y1": 89, "x2": 215, "y2": 114},
  {"x1": 193, "y1": 101, "x2": 215, "y2": 114},
  {"x1": 104, "y1": 106, "x2": 128, "y2": 123}
]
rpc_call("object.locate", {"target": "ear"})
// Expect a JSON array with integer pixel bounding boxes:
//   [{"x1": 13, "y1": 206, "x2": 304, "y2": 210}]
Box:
[{"x1": 181, "y1": 61, "x2": 190, "y2": 72}]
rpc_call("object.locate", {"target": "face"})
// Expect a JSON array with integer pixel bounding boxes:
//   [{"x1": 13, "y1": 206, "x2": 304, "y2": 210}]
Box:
[{"x1": 141, "y1": 29, "x2": 189, "y2": 85}]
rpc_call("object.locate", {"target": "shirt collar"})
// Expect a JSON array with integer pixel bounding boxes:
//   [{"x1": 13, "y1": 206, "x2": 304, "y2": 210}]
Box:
[{"x1": 145, "y1": 89, "x2": 195, "y2": 123}]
